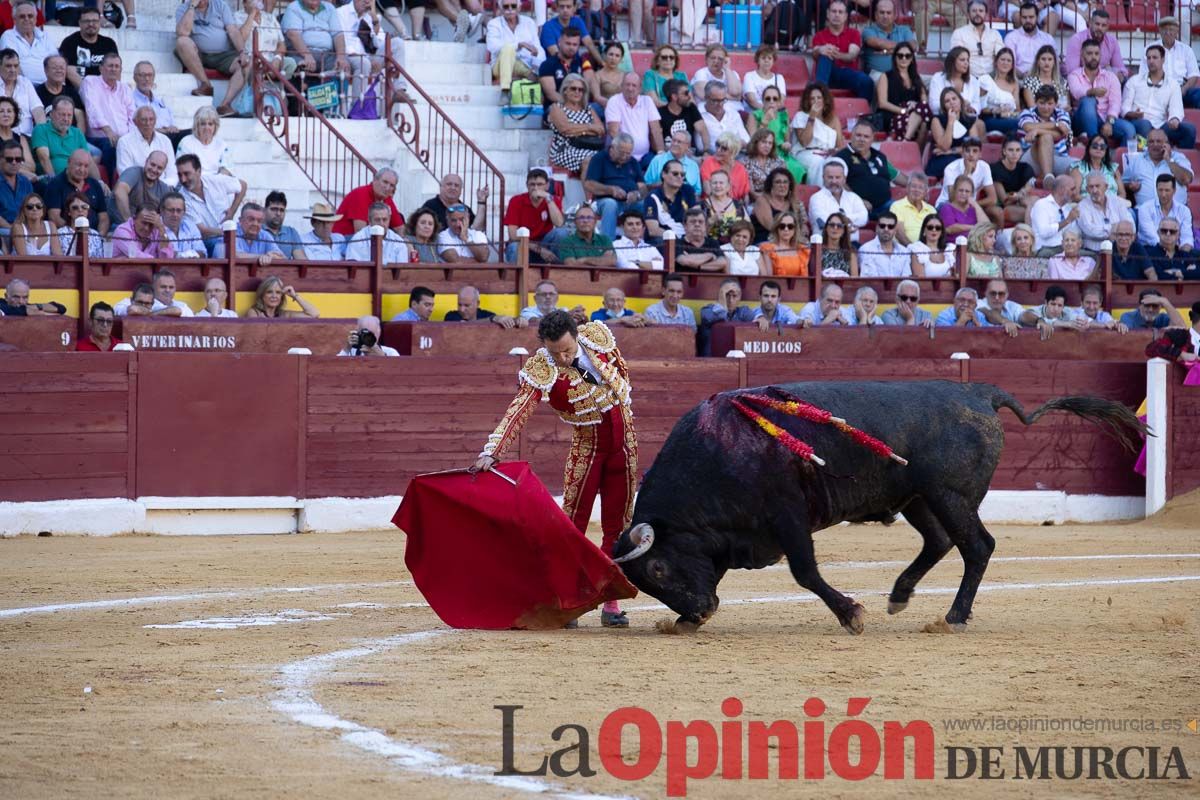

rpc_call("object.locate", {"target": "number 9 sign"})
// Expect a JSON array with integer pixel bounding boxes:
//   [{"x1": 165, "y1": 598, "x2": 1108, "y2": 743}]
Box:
[{"x1": 61, "y1": 331, "x2": 71, "y2": 347}]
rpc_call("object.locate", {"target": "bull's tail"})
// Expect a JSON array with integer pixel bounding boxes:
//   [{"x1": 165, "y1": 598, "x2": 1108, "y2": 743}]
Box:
[{"x1": 982, "y1": 387, "x2": 1150, "y2": 454}]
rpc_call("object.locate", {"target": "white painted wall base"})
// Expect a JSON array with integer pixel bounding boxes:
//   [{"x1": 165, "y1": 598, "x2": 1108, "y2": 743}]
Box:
[{"x1": 0, "y1": 489, "x2": 1148, "y2": 537}]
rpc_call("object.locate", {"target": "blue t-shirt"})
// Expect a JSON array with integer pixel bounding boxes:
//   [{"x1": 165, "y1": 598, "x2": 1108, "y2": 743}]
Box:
[
  {"x1": 590, "y1": 308, "x2": 634, "y2": 321},
  {"x1": 586, "y1": 149, "x2": 642, "y2": 193},
  {"x1": 537, "y1": 52, "x2": 591, "y2": 108},
  {"x1": 1119, "y1": 309, "x2": 1173, "y2": 329},
  {"x1": 539, "y1": 16, "x2": 590, "y2": 52},
  {"x1": 0, "y1": 174, "x2": 33, "y2": 227},
  {"x1": 935, "y1": 307, "x2": 985, "y2": 326}
]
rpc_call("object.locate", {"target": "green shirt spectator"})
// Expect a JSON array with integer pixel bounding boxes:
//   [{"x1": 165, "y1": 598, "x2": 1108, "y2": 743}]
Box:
[
  {"x1": 558, "y1": 230, "x2": 614, "y2": 262},
  {"x1": 31, "y1": 120, "x2": 88, "y2": 176}
]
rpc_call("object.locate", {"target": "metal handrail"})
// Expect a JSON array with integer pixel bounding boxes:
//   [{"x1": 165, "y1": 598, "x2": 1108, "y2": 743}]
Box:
[
  {"x1": 250, "y1": 31, "x2": 378, "y2": 206},
  {"x1": 381, "y1": 34, "x2": 507, "y2": 256}
]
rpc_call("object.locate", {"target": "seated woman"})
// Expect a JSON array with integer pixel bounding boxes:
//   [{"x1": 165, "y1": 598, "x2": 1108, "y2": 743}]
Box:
[
  {"x1": 966, "y1": 222, "x2": 1001, "y2": 278},
  {"x1": 11, "y1": 193, "x2": 62, "y2": 257},
  {"x1": 547, "y1": 74, "x2": 605, "y2": 178},
  {"x1": 642, "y1": 44, "x2": 687, "y2": 107},
  {"x1": 876, "y1": 42, "x2": 931, "y2": 144},
  {"x1": 752, "y1": 166, "x2": 808, "y2": 244},
  {"x1": 928, "y1": 87, "x2": 985, "y2": 178},
  {"x1": 700, "y1": 133, "x2": 751, "y2": 202},
  {"x1": 703, "y1": 169, "x2": 746, "y2": 243},
  {"x1": 405, "y1": 208, "x2": 440, "y2": 264},
  {"x1": 177, "y1": 107, "x2": 232, "y2": 176},
  {"x1": 909, "y1": 213, "x2": 955, "y2": 278},
  {"x1": 56, "y1": 192, "x2": 106, "y2": 257},
  {"x1": 758, "y1": 211, "x2": 809, "y2": 277},
  {"x1": 244, "y1": 275, "x2": 320, "y2": 318},
  {"x1": 742, "y1": 44, "x2": 786, "y2": 112},
  {"x1": 720, "y1": 219, "x2": 764, "y2": 276},
  {"x1": 1047, "y1": 229, "x2": 1098, "y2": 280},
  {"x1": 595, "y1": 42, "x2": 628, "y2": 103},
  {"x1": 748, "y1": 86, "x2": 805, "y2": 184},
  {"x1": 1003, "y1": 223, "x2": 1047, "y2": 279},
  {"x1": 818, "y1": 212, "x2": 858, "y2": 277},
  {"x1": 790, "y1": 82, "x2": 843, "y2": 187},
  {"x1": 938, "y1": 175, "x2": 985, "y2": 240},
  {"x1": 1068, "y1": 134, "x2": 1125, "y2": 201},
  {"x1": 738, "y1": 127, "x2": 787, "y2": 199}
]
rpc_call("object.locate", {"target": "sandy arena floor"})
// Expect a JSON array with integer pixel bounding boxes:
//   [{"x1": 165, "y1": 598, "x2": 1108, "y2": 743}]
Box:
[{"x1": 1, "y1": 497, "x2": 1198, "y2": 799}]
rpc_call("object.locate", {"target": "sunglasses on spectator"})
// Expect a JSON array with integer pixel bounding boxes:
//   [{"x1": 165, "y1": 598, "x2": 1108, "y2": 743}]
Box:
[
  {"x1": 501, "y1": 3, "x2": 517, "y2": 8},
  {"x1": 666, "y1": 171, "x2": 684, "y2": 177},
  {"x1": 24, "y1": 203, "x2": 43, "y2": 210},
  {"x1": 660, "y1": 55, "x2": 676, "y2": 61},
  {"x1": 777, "y1": 222, "x2": 796, "y2": 229},
  {"x1": 925, "y1": 225, "x2": 943, "y2": 231},
  {"x1": 826, "y1": 222, "x2": 844, "y2": 229},
  {"x1": 565, "y1": 86, "x2": 584, "y2": 91},
  {"x1": 895, "y1": 52, "x2": 913, "y2": 60},
  {"x1": 987, "y1": 290, "x2": 1007, "y2": 296},
  {"x1": 1160, "y1": 227, "x2": 1178, "y2": 234},
  {"x1": 877, "y1": 222, "x2": 895, "y2": 229},
  {"x1": 898, "y1": 294, "x2": 919, "y2": 302}
]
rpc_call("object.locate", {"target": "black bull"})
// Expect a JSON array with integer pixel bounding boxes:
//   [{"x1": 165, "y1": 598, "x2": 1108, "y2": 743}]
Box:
[{"x1": 612, "y1": 381, "x2": 1146, "y2": 633}]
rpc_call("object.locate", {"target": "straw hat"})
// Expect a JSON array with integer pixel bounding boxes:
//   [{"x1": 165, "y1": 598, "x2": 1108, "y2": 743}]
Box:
[{"x1": 308, "y1": 202, "x2": 343, "y2": 222}]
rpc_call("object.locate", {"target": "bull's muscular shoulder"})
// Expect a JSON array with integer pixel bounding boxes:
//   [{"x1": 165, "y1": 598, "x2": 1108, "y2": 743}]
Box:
[
  {"x1": 578, "y1": 320, "x2": 617, "y2": 354},
  {"x1": 518, "y1": 349, "x2": 558, "y2": 392}
]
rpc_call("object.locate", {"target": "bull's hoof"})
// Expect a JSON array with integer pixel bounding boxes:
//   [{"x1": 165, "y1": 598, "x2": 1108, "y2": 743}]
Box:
[
  {"x1": 887, "y1": 599, "x2": 909, "y2": 615},
  {"x1": 840, "y1": 604, "x2": 866, "y2": 636},
  {"x1": 673, "y1": 615, "x2": 702, "y2": 634},
  {"x1": 921, "y1": 617, "x2": 968, "y2": 634}
]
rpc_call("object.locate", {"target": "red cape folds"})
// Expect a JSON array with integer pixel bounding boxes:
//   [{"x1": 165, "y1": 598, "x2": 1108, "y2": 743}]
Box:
[{"x1": 392, "y1": 462, "x2": 637, "y2": 630}]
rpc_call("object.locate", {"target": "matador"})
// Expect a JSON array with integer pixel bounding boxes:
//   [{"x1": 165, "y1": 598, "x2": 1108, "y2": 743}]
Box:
[{"x1": 473, "y1": 310, "x2": 638, "y2": 628}]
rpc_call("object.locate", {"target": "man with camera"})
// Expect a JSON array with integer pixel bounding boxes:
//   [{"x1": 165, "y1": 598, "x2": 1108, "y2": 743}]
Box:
[{"x1": 338, "y1": 314, "x2": 398, "y2": 357}]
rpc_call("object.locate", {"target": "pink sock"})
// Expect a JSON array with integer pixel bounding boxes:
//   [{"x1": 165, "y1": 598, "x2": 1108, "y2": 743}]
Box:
[{"x1": 602, "y1": 601, "x2": 620, "y2": 614}]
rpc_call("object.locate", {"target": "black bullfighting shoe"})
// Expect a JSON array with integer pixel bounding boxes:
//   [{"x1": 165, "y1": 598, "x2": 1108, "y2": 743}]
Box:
[
  {"x1": 564, "y1": 618, "x2": 579, "y2": 629},
  {"x1": 601, "y1": 610, "x2": 629, "y2": 628}
]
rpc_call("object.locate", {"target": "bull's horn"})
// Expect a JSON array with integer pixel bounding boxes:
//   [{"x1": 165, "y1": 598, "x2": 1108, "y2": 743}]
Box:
[{"x1": 613, "y1": 523, "x2": 654, "y2": 563}]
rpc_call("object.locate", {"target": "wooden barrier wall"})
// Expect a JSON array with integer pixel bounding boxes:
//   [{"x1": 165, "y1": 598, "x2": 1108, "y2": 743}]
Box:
[
  {"x1": 1170, "y1": 367, "x2": 1200, "y2": 499},
  {"x1": 0, "y1": 353, "x2": 1177, "y2": 505}
]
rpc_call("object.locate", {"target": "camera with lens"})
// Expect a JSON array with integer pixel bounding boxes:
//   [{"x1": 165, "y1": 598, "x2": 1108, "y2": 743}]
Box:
[{"x1": 353, "y1": 328, "x2": 377, "y2": 355}]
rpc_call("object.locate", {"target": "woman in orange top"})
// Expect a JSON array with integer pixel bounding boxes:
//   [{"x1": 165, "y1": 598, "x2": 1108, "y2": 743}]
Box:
[
  {"x1": 700, "y1": 132, "x2": 751, "y2": 201},
  {"x1": 758, "y1": 211, "x2": 810, "y2": 277}
]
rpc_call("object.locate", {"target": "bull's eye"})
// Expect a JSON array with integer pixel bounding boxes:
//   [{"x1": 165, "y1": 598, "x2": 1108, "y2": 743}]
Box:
[{"x1": 650, "y1": 560, "x2": 667, "y2": 580}]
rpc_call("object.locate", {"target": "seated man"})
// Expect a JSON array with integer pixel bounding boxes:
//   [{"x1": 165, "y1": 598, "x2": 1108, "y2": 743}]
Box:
[
  {"x1": 539, "y1": 0, "x2": 601, "y2": 64},
  {"x1": 338, "y1": 315, "x2": 400, "y2": 356},
  {"x1": 808, "y1": 158, "x2": 869, "y2": 242},
  {"x1": 130, "y1": 61, "x2": 186, "y2": 149},
  {"x1": 851, "y1": 287, "x2": 882, "y2": 326},
  {"x1": 111, "y1": 201, "x2": 175, "y2": 259},
  {"x1": 76, "y1": 301, "x2": 120, "y2": 351},
  {"x1": 976, "y1": 278, "x2": 1022, "y2": 336},
  {"x1": 880, "y1": 279, "x2": 933, "y2": 327},
  {"x1": 611, "y1": 211, "x2": 662, "y2": 270},
  {"x1": 812, "y1": 1, "x2": 873, "y2": 101},
  {"x1": 1077, "y1": 170, "x2": 1133, "y2": 253},
  {"x1": 698, "y1": 277, "x2": 756, "y2": 355},
  {"x1": 857, "y1": 211, "x2": 910, "y2": 277},
  {"x1": 44, "y1": 148, "x2": 107, "y2": 235},
  {"x1": 519, "y1": 279, "x2": 587, "y2": 323},
  {"x1": 674, "y1": 206, "x2": 726, "y2": 272},
  {"x1": 176, "y1": 153, "x2": 247, "y2": 252},
  {"x1": 0, "y1": 139, "x2": 31, "y2": 234},
  {"x1": 443, "y1": 285, "x2": 523, "y2": 328},
  {"x1": 837, "y1": 120, "x2": 909, "y2": 220},
  {"x1": 344, "y1": 201, "x2": 410, "y2": 264},
  {"x1": 537, "y1": 26, "x2": 599, "y2": 114},
  {"x1": 644, "y1": 130, "x2": 702, "y2": 194},
  {"x1": 1018, "y1": 284, "x2": 1085, "y2": 339},
  {"x1": 862, "y1": 0, "x2": 916, "y2": 80},
  {"x1": 933, "y1": 137, "x2": 998, "y2": 226},
  {"x1": 502, "y1": 167, "x2": 565, "y2": 264},
  {"x1": 160, "y1": 191, "x2": 205, "y2": 258},
  {"x1": 891, "y1": 171, "x2": 936, "y2": 246},
  {"x1": 1017, "y1": 85, "x2": 1072, "y2": 186},
  {"x1": 197, "y1": 277, "x2": 238, "y2": 317},
  {"x1": 0, "y1": 3, "x2": 57, "y2": 84},
  {"x1": 418, "y1": 172, "x2": 485, "y2": 232},
  {"x1": 657, "y1": 79, "x2": 710, "y2": 155},
  {"x1": 485, "y1": 1, "x2": 544, "y2": 93},
  {"x1": 0, "y1": 277, "x2": 65, "y2": 315},
  {"x1": 605, "y1": 71, "x2": 663, "y2": 168},
  {"x1": 799, "y1": 283, "x2": 854, "y2": 326},
  {"x1": 644, "y1": 159, "x2": 698, "y2": 239},
  {"x1": 753, "y1": 280, "x2": 801, "y2": 329},
  {"x1": 1123, "y1": 128, "x2": 1193, "y2": 209},
  {"x1": 1076, "y1": 284, "x2": 1127, "y2": 333},
  {"x1": 59, "y1": 7, "x2": 118, "y2": 91},
  {"x1": 1136, "y1": 174, "x2": 1194, "y2": 251},
  {"x1": 335, "y1": 168, "x2": 406, "y2": 237},
  {"x1": 212, "y1": 202, "x2": 285, "y2": 265},
  {"x1": 175, "y1": 0, "x2": 250, "y2": 117},
  {"x1": 1029, "y1": 175, "x2": 1077, "y2": 255},
  {"x1": 80, "y1": 52, "x2": 134, "y2": 176},
  {"x1": 590, "y1": 286, "x2": 646, "y2": 326},
  {"x1": 390, "y1": 285, "x2": 435, "y2": 322},
  {"x1": 115, "y1": 106, "x2": 177, "y2": 186},
  {"x1": 282, "y1": 0, "x2": 351, "y2": 80},
  {"x1": 436, "y1": 204, "x2": 489, "y2": 263},
  {"x1": 935, "y1": 286, "x2": 986, "y2": 326},
  {"x1": 1144, "y1": 217, "x2": 1200, "y2": 280},
  {"x1": 643, "y1": 273, "x2": 697, "y2": 328},
  {"x1": 584, "y1": 134, "x2": 648, "y2": 240},
  {"x1": 109, "y1": 150, "x2": 171, "y2": 227},
  {"x1": 698, "y1": 81, "x2": 749, "y2": 153},
  {"x1": 0, "y1": 47, "x2": 41, "y2": 136},
  {"x1": 1068, "y1": 38, "x2": 1134, "y2": 144},
  {"x1": 1118, "y1": 289, "x2": 1188, "y2": 330},
  {"x1": 30, "y1": 97, "x2": 88, "y2": 180},
  {"x1": 557, "y1": 204, "x2": 615, "y2": 266},
  {"x1": 263, "y1": 190, "x2": 304, "y2": 258},
  {"x1": 300, "y1": 202, "x2": 347, "y2": 261},
  {"x1": 114, "y1": 270, "x2": 194, "y2": 317},
  {"x1": 1122, "y1": 45, "x2": 1196, "y2": 150}
]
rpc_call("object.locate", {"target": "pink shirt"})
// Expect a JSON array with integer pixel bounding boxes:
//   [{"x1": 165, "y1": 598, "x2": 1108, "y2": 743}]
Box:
[
  {"x1": 1063, "y1": 30, "x2": 1128, "y2": 78},
  {"x1": 111, "y1": 218, "x2": 175, "y2": 259},
  {"x1": 1067, "y1": 67, "x2": 1122, "y2": 122},
  {"x1": 1047, "y1": 254, "x2": 1096, "y2": 280},
  {"x1": 605, "y1": 94, "x2": 660, "y2": 159},
  {"x1": 81, "y1": 76, "x2": 135, "y2": 138}
]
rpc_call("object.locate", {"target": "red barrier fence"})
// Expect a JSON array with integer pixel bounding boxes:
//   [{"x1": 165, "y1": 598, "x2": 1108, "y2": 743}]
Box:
[{"x1": 0, "y1": 352, "x2": 1174, "y2": 505}]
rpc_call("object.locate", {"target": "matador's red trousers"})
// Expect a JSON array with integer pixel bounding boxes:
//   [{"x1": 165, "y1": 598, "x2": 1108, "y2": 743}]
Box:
[{"x1": 562, "y1": 408, "x2": 635, "y2": 558}]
